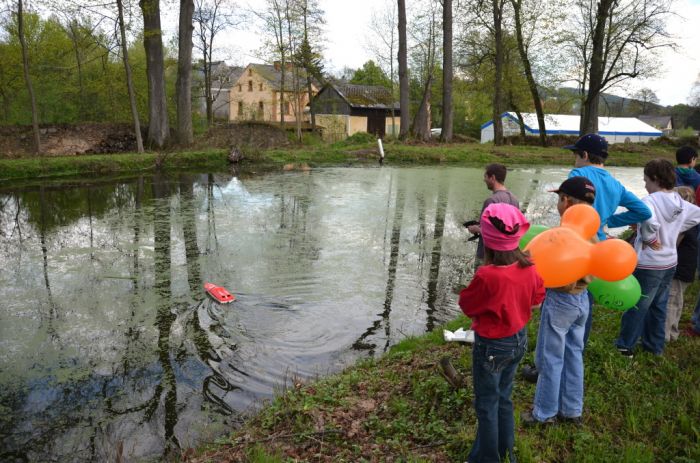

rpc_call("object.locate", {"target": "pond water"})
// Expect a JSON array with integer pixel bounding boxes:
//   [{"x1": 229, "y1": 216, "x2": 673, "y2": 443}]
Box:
[{"x1": 0, "y1": 165, "x2": 645, "y2": 462}]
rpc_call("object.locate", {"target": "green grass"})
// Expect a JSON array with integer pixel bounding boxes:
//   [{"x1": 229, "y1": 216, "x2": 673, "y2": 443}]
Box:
[
  {"x1": 191, "y1": 283, "x2": 700, "y2": 462},
  {"x1": 0, "y1": 139, "x2": 677, "y2": 182}
]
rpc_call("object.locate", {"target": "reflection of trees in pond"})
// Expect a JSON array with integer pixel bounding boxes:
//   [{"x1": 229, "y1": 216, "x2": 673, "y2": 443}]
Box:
[
  {"x1": 151, "y1": 172, "x2": 179, "y2": 456},
  {"x1": 274, "y1": 174, "x2": 319, "y2": 260},
  {"x1": 425, "y1": 177, "x2": 449, "y2": 332},
  {"x1": 353, "y1": 173, "x2": 406, "y2": 356},
  {"x1": 38, "y1": 186, "x2": 59, "y2": 340},
  {"x1": 178, "y1": 174, "x2": 236, "y2": 417}
]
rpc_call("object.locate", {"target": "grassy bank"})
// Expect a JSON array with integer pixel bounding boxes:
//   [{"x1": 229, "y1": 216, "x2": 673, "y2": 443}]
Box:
[
  {"x1": 0, "y1": 140, "x2": 677, "y2": 182},
  {"x1": 192, "y1": 285, "x2": 700, "y2": 463}
]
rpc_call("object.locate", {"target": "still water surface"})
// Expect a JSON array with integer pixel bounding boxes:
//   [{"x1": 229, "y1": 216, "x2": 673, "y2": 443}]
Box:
[{"x1": 0, "y1": 166, "x2": 645, "y2": 461}]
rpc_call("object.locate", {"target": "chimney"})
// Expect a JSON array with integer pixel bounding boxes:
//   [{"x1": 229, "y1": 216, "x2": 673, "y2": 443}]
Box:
[{"x1": 273, "y1": 61, "x2": 281, "y2": 71}]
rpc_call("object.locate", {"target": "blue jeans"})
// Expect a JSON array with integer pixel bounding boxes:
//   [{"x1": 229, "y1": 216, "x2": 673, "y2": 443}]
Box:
[
  {"x1": 582, "y1": 290, "x2": 594, "y2": 348},
  {"x1": 533, "y1": 290, "x2": 588, "y2": 421},
  {"x1": 616, "y1": 267, "x2": 676, "y2": 355},
  {"x1": 692, "y1": 292, "x2": 700, "y2": 333},
  {"x1": 469, "y1": 328, "x2": 527, "y2": 463}
]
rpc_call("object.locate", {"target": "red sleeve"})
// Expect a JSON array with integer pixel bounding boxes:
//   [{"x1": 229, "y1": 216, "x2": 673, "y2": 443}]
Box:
[
  {"x1": 532, "y1": 272, "x2": 546, "y2": 306},
  {"x1": 696, "y1": 184, "x2": 700, "y2": 206},
  {"x1": 459, "y1": 271, "x2": 490, "y2": 317}
]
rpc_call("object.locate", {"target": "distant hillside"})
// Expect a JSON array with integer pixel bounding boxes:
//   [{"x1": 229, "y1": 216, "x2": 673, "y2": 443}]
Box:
[{"x1": 547, "y1": 87, "x2": 665, "y2": 116}]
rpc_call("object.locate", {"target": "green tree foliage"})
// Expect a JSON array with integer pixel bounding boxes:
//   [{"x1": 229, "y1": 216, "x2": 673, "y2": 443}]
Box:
[
  {"x1": 350, "y1": 60, "x2": 392, "y2": 88},
  {"x1": 458, "y1": 30, "x2": 531, "y2": 131},
  {"x1": 0, "y1": 13, "x2": 175, "y2": 126}
]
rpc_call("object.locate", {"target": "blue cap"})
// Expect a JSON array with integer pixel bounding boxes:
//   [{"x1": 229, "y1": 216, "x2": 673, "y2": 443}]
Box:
[{"x1": 563, "y1": 133, "x2": 609, "y2": 159}]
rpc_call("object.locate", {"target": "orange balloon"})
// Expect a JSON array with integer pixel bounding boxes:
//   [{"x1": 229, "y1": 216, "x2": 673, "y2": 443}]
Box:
[
  {"x1": 525, "y1": 227, "x2": 591, "y2": 287},
  {"x1": 589, "y1": 239, "x2": 638, "y2": 281},
  {"x1": 561, "y1": 204, "x2": 600, "y2": 240}
]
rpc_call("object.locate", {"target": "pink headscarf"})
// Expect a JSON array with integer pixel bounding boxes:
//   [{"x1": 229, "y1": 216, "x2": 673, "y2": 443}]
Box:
[{"x1": 480, "y1": 203, "x2": 530, "y2": 251}]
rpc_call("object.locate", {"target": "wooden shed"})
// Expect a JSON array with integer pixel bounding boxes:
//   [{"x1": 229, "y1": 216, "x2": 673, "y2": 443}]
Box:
[{"x1": 311, "y1": 83, "x2": 400, "y2": 140}]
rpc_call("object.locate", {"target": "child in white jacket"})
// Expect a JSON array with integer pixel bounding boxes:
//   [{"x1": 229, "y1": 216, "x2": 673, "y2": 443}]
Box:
[{"x1": 616, "y1": 159, "x2": 700, "y2": 356}]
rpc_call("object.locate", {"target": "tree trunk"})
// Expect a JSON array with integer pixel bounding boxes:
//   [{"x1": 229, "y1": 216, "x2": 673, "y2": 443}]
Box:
[
  {"x1": 140, "y1": 0, "x2": 170, "y2": 148},
  {"x1": 176, "y1": 0, "x2": 195, "y2": 145},
  {"x1": 398, "y1": 0, "x2": 410, "y2": 139},
  {"x1": 440, "y1": 0, "x2": 453, "y2": 142},
  {"x1": 17, "y1": 0, "x2": 41, "y2": 155},
  {"x1": 280, "y1": 69, "x2": 286, "y2": 127},
  {"x1": 413, "y1": 75, "x2": 433, "y2": 141},
  {"x1": 117, "y1": 0, "x2": 144, "y2": 153},
  {"x1": 511, "y1": 0, "x2": 546, "y2": 146},
  {"x1": 307, "y1": 77, "x2": 316, "y2": 131},
  {"x1": 581, "y1": 0, "x2": 614, "y2": 135},
  {"x1": 203, "y1": 49, "x2": 213, "y2": 126},
  {"x1": 67, "y1": 21, "x2": 86, "y2": 120},
  {"x1": 491, "y1": 0, "x2": 505, "y2": 146}
]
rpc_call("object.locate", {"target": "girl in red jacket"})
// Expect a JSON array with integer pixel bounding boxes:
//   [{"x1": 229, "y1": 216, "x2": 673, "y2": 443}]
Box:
[{"x1": 459, "y1": 203, "x2": 545, "y2": 463}]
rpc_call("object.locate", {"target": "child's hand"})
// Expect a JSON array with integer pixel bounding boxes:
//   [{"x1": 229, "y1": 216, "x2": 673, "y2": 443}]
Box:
[{"x1": 649, "y1": 241, "x2": 662, "y2": 251}]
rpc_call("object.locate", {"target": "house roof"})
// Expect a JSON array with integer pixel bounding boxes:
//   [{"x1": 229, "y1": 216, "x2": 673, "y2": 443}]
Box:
[
  {"x1": 328, "y1": 83, "x2": 399, "y2": 110},
  {"x1": 199, "y1": 62, "x2": 244, "y2": 89},
  {"x1": 481, "y1": 112, "x2": 662, "y2": 136},
  {"x1": 248, "y1": 63, "x2": 318, "y2": 92},
  {"x1": 637, "y1": 115, "x2": 673, "y2": 129}
]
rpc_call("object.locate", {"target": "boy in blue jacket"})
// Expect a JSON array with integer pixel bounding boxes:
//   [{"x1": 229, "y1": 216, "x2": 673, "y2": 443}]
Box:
[{"x1": 521, "y1": 134, "x2": 651, "y2": 383}]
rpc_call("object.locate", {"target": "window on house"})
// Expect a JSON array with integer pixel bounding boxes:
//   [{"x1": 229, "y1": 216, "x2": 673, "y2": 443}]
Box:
[
  {"x1": 259, "y1": 101, "x2": 264, "y2": 113},
  {"x1": 248, "y1": 69, "x2": 252, "y2": 76},
  {"x1": 284, "y1": 102, "x2": 291, "y2": 115},
  {"x1": 259, "y1": 83, "x2": 263, "y2": 91},
  {"x1": 238, "y1": 101, "x2": 243, "y2": 116},
  {"x1": 248, "y1": 81, "x2": 253, "y2": 91},
  {"x1": 238, "y1": 84, "x2": 242, "y2": 92}
]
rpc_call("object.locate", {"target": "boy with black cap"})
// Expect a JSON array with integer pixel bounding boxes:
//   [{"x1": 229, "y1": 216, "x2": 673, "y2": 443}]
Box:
[{"x1": 521, "y1": 177, "x2": 596, "y2": 426}]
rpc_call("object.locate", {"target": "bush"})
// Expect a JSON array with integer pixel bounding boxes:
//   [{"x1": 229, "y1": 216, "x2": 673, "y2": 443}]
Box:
[{"x1": 334, "y1": 131, "x2": 377, "y2": 147}]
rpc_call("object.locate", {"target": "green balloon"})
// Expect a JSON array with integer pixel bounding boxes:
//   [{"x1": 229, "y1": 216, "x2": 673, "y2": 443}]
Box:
[
  {"x1": 519, "y1": 224, "x2": 550, "y2": 250},
  {"x1": 588, "y1": 275, "x2": 642, "y2": 311}
]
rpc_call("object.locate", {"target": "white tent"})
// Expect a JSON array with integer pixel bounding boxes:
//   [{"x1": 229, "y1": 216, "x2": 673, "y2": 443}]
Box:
[{"x1": 480, "y1": 112, "x2": 663, "y2": 144}]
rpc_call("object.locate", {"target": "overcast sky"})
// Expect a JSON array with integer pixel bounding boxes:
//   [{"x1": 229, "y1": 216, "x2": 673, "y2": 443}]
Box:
[{"x1": 166, "y1": 0, "x2": 700, "y2": 107}]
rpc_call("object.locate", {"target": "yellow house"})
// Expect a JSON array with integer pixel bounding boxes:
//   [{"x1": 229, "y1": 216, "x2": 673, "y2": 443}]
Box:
[{"x1": 229, "y1": 62, "x2": 318, "y2": 124}]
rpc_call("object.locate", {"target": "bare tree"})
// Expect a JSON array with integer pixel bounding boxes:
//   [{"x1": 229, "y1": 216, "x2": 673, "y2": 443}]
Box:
[
  {"x1": 490, "y1": 0, "x2": 507, "y2": 145},
  {"x1": 116, "y1": 0, "x2": 144, "y2": 152},
  {"x1": 440, "y1": 0, "x2": 453, "y2": 142},
  {"x1": 294, "y1": 0, "x2": 324, "y2": 133},
  {"x1": 253, "y1": 0, "x2": 291, "y2": 128},
  {"x1": 397, "y1": 0, "x2": 410, "y2": 139},
  {"x1": 510, "y1": 0, "x2": 546, "y2": 145},
  {"x1": 690, "y1": 75, "x2": 700, "y2": 108},
  {"x1": 367, "y1": 1, "x2": 398, "y2": 135},
  {"x1": 176, "y1": 0, "x2": 195, "y2": 145},
  {"x1": 563, "y1": 0, "x2": 673, "y2": 134},
  {"x1": 630, "y1": 87, "x2": 659, "y2": 114},
  {"x1": 284, "y1": 0, "x2": 302, "y2": 140},
  {"x1": 193, "y1": 0, "x2": 239, "y2": 127},
  {"x1": 16, "y1": 0, "x2": 41, "y2": 154},
  {"x1": 140, "y1": 0, "x2": 170, "y2": 148},
  {"x1": 410, "y1": 0, "x2": 440, "y2": 141}
]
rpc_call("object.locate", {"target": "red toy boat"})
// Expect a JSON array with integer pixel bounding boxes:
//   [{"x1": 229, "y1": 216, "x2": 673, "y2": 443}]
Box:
[{"x1": 204, "y1": 283, "x2": 236, "y2": 304}]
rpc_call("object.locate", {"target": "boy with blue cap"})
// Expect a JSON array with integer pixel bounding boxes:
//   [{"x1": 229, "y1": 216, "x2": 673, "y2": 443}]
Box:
[{"x1": 522, "y1": 134, "x2": 651, "y2": 381}]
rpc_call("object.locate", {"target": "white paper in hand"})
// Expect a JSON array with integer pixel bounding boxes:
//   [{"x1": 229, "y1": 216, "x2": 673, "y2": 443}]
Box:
[{"x1": 443, "y1": 327, "x2": 475, "y2": 343}]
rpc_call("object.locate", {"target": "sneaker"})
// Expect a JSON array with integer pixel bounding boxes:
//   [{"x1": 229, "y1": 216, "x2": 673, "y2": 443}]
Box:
[
  {"x1": 617, "y1": 347, "x2": 634, "y2": 358},
  {"x1": 682, "y1": 327, "x2": 700, "y2": 337},
  {"x1": 439, "y1": 357, "x2": 465, "y2": 389},
  {"x1": 521, "y1": 364, "x2": 539, "y2": 383},
  {"x1": 557, "y1": 413, "x2": 583, "y2": 426},
  {"x1": 520, "y1": 409, "x2": 557, "y2": 427}
]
